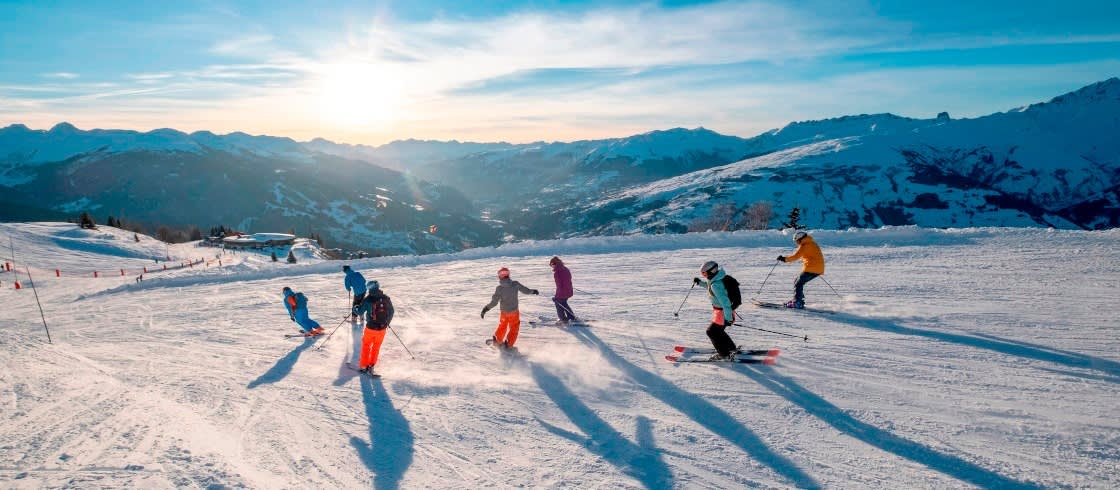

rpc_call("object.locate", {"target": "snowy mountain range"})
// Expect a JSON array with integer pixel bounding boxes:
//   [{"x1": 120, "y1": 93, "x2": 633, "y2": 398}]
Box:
[
  {"x1": 312, "y1": 78, "x2": 1120, "y2": 236},
  {"x1": 0, "y1": 125, "x2": 501, "y2": 254},
  {"x1": 458, "y1": 78, "x2": 1120, "y2": 236},
  {"x1": 1, "y1": 78, "x2": 1117, "y2": 252}
]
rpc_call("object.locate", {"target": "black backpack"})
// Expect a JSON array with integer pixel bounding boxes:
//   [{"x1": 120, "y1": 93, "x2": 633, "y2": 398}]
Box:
[
  {"x1": 366, "y1": 294, "x2": 392, "y2": 330},
  {"x1": 721, "y1": 275, "x2": 742, "y2": 310}
]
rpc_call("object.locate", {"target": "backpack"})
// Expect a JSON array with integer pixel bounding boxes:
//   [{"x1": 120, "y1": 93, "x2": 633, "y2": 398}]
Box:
[
  {"x1": 366, "y1": 294, "x2": 392, "y2": 330},
  {"x1": 293, "y1": 292, "x2": 308, "y2": 309},
  {"x1": 721, "y1": 275, "x2": 742, "y2": 310}
]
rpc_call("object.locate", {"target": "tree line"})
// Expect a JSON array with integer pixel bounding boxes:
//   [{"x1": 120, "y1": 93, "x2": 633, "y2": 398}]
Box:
[
  {"x1": 75, "y1": 213, "x2": 331, "y2": 248},
  {"x1": 686, "y1": 202, "x2": 806, "y2": 232}
]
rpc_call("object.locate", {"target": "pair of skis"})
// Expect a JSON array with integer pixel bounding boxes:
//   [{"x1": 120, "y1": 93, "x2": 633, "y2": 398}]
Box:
[
  {"x1": 485, "y1": 337, "x2": 525, "y2": 357},
  {"x1": 528, "y1": 318, "x2": 592, "y2": 327},
  {"x1": 751, "y1": 299, "x2": 833, "y2": 315},
  {"x1": 283, "y1": 331, "x2": 324, "y2": 338},
  {"x1": 665, "y1": 345, "x2": 780, "y2": 365},
  {"x1": 345, "y1": 362, "x2": 381, "y2": 378}
]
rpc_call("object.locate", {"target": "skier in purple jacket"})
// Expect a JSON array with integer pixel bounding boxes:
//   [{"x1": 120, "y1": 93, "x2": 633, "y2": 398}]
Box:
[{"x1": 549, "y1": 256, "x2": 578, "y2": 325}]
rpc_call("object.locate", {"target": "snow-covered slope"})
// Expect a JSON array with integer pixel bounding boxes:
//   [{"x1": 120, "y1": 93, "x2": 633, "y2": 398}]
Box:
[
  {"x1": 3, "y1": 222, "x2": 1118, "y2": 488},
  {"x1": 563, "y1": 78, "x2": 1120, "y2": 234}
]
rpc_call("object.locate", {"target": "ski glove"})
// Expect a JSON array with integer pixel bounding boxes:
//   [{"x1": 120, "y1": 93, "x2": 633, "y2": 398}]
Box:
[
  {"x1": 481, "y1": 307, "x2": 490, "y2": 319},
  {"x1": 531, "y1": 289, "x2": 540, "y2": 295},
  {"x1": 777, "y1": 255, "x2": 786, "y2": 262},
  {"x1": 693, "y1": 277, "x2": 702, "y2": 286}
]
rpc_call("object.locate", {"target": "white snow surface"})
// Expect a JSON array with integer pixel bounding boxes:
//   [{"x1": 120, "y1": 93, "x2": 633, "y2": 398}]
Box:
[{"x1": 2, "y1": 222, "x2": 1118, "y2": 489}]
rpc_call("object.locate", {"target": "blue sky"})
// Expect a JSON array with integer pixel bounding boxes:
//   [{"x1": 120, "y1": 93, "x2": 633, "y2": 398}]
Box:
[{"x1": 1, "y1": 0, "x2": 1117, "y2": 145}]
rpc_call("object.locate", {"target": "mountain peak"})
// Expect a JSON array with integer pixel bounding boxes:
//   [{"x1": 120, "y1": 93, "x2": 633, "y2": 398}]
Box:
[
  {"x1": 1047, "y1": 77, "x2": 1120, "y2": 104},
  {"x1": 1015, "y1": 77, "x2": 1120, "y2": 115},
  {"x1": 0, "y1": 123, "x2": 31, "y2": 133},
  {"x1": 50, "y1": 122, "x2": 79, "y2": 133}
]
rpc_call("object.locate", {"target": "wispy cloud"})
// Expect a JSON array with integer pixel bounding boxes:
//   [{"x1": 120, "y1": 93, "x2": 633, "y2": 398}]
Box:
[
  {"x1": 41, "y1": 72, "x2": 80, "y2": 79},
  {"x1": 352, "y1": 1, "x2": 901, "y2": 93},
  {"x1": 872, "y1": 33, "x2": 1120, "y2": 54},
  {"x1": 210, "y1": 34, "x2": 276, "y2": 56}
]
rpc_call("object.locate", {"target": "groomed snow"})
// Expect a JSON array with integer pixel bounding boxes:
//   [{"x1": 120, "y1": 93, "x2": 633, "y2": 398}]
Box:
[{"x1": 1, "y1": 222, "x2": 1118, "y2": 488}]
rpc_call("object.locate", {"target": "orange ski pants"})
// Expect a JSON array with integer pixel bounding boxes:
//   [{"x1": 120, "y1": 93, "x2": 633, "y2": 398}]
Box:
[
  {"x1": 492, "y1": 310, "x2": 521, "y2": 347},
  {"x1": 359, "y1": 328, "x2": 387, "y2": 369}
]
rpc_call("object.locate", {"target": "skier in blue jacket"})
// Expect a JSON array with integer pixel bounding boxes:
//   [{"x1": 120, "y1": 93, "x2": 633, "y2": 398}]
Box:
[
  {"x1": 343, "y1": 265, "x2": 367, "y2": 319},
  {"x1": 283, "y1": 286, "x2": 323, "y2": 336}
]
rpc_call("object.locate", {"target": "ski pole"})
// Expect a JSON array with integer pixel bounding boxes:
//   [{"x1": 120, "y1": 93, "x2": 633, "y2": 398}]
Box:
[
  {"x1": 388, "y1": 326, "x2": 416, "y2": 360},
  {"x1": 734, "y1": 322, "x2": 809, "y2": 342},
  {"x1": 574, "y1": 287, "x2": 597, "y2": 297},
  {"x1": 25, "y1": 266, "x2": 52, "y2": 344},
  {"x1": 673, "y1": 282, "x2": 697, "y2": 318},
  {"x1": 819, "y1": 276, "x2": 843, "y2": 300},
  {"x1": 755, "y1": 260, "x2": 780, "y2": 296},
  {"x1": 314, "y1": 315, "x2": 351, "y2": 351}
]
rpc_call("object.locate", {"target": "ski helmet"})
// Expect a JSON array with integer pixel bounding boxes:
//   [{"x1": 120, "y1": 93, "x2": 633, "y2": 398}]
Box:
[
  {"x1": 366, "y1": 280, "x2": 380, "y2": 291},
  {"x1": 701, "y1": 261, "x2": 719, "y2": 277},
  {"x1": 497, "y1": 267, "x2": 510, "y2": 279},
  {"x1": 342, "y1": 265, "x2": 351, "y2": 272},
  {"x1": 282, "y1": 286, "x2": 292, "y2": 293},
  {"x1": 549, "y1": 256, "x2": 561, "y2": 267},
  {"x1": 793, "y1": 231, "x2": 808, "y2": 242}
]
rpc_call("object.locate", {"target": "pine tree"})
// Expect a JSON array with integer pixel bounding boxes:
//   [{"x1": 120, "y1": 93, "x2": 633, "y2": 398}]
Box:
[
  {"x1": 783, "y1": 207, "x2": 805, "y2": 230},
  {"x1": 79, "y1": 212, "x2": 96, "y2": 229},
  {"x1": 286, "y1": 250, "x2": 297, "y2": 263},
  {"x1": 271, "y1": 251, "x2": 278, "y2": 262}
]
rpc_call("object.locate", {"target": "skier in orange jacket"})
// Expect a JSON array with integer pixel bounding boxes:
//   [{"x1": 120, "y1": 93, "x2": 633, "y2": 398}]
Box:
[{"x1": 777, "y1": 231, "x2": 825, "y2": 309}]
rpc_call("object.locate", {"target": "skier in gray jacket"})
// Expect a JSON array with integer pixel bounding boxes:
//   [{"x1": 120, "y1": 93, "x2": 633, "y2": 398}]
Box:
[{"x1": 482, "y1": 267, "x2": 539, "y2": 349}]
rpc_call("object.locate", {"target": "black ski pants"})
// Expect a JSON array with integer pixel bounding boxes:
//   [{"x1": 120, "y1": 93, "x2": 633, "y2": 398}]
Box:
[
  {"x1": 351, "y1": 291, "x2": 367, "y2": 316},
  {"x1": 793, "y1": 272, "x2": 820, "y2": 304},
  {"x1": 706, "y1": 322, "x2": 737, "y2": 357}
]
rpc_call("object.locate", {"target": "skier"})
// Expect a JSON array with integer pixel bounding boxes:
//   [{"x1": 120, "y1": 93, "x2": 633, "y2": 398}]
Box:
[
  {"x1": 777, "y1": 231, "x2": 825, "y2": 309},
  {"x1": 549, "y1": 256, "x2": 578, "y2": 325},
  {"x1": 481, "y1": 267, "x2": 539, "y2": 350},
  {"x1": 282, "y1": 286, "x2": 324, "y2": 336},
  {"x1": 355, "y1": 280, "x2": 394, "y2": 376},
  {"x1": 342, "y1": 265, "x2": 367, "y2": 319},
  {"x1": 693, "y1": 261, "x2": 738, "y2": 360}
]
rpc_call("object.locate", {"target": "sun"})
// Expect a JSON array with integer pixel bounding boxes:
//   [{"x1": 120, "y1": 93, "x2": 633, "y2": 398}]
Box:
[{"x1": 317, "y1": 62, "x2": 404, "y2": 128}]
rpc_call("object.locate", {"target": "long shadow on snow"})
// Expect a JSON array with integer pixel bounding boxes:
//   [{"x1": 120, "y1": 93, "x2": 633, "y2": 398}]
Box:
[
  {"x1": 735, "y1": 367, "x2": 1041, "y2": 489},
  {"x1": 528, "y1": 361, "x2": 672, "y2": 489},
  {"x1": 247, "y1": 337, "x2": 316, "y2": 389},
  {"x1": 565, "y1": 327, "x2": 818, "y2": 488},
  {"x1": 827, "y1": 312, "x2": 1120, "y2": 381},
  {"x1": 351, "y1": 374, "x2": 415, "y2": 490},
  {"x1": 332, "y1": 321, "x2": 365, "y2": 387}
]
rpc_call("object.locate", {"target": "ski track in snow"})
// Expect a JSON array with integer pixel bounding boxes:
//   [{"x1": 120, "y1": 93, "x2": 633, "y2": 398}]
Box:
[{"x1": 1, "y1": 222, "x2": 1118, "y2": 488}]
